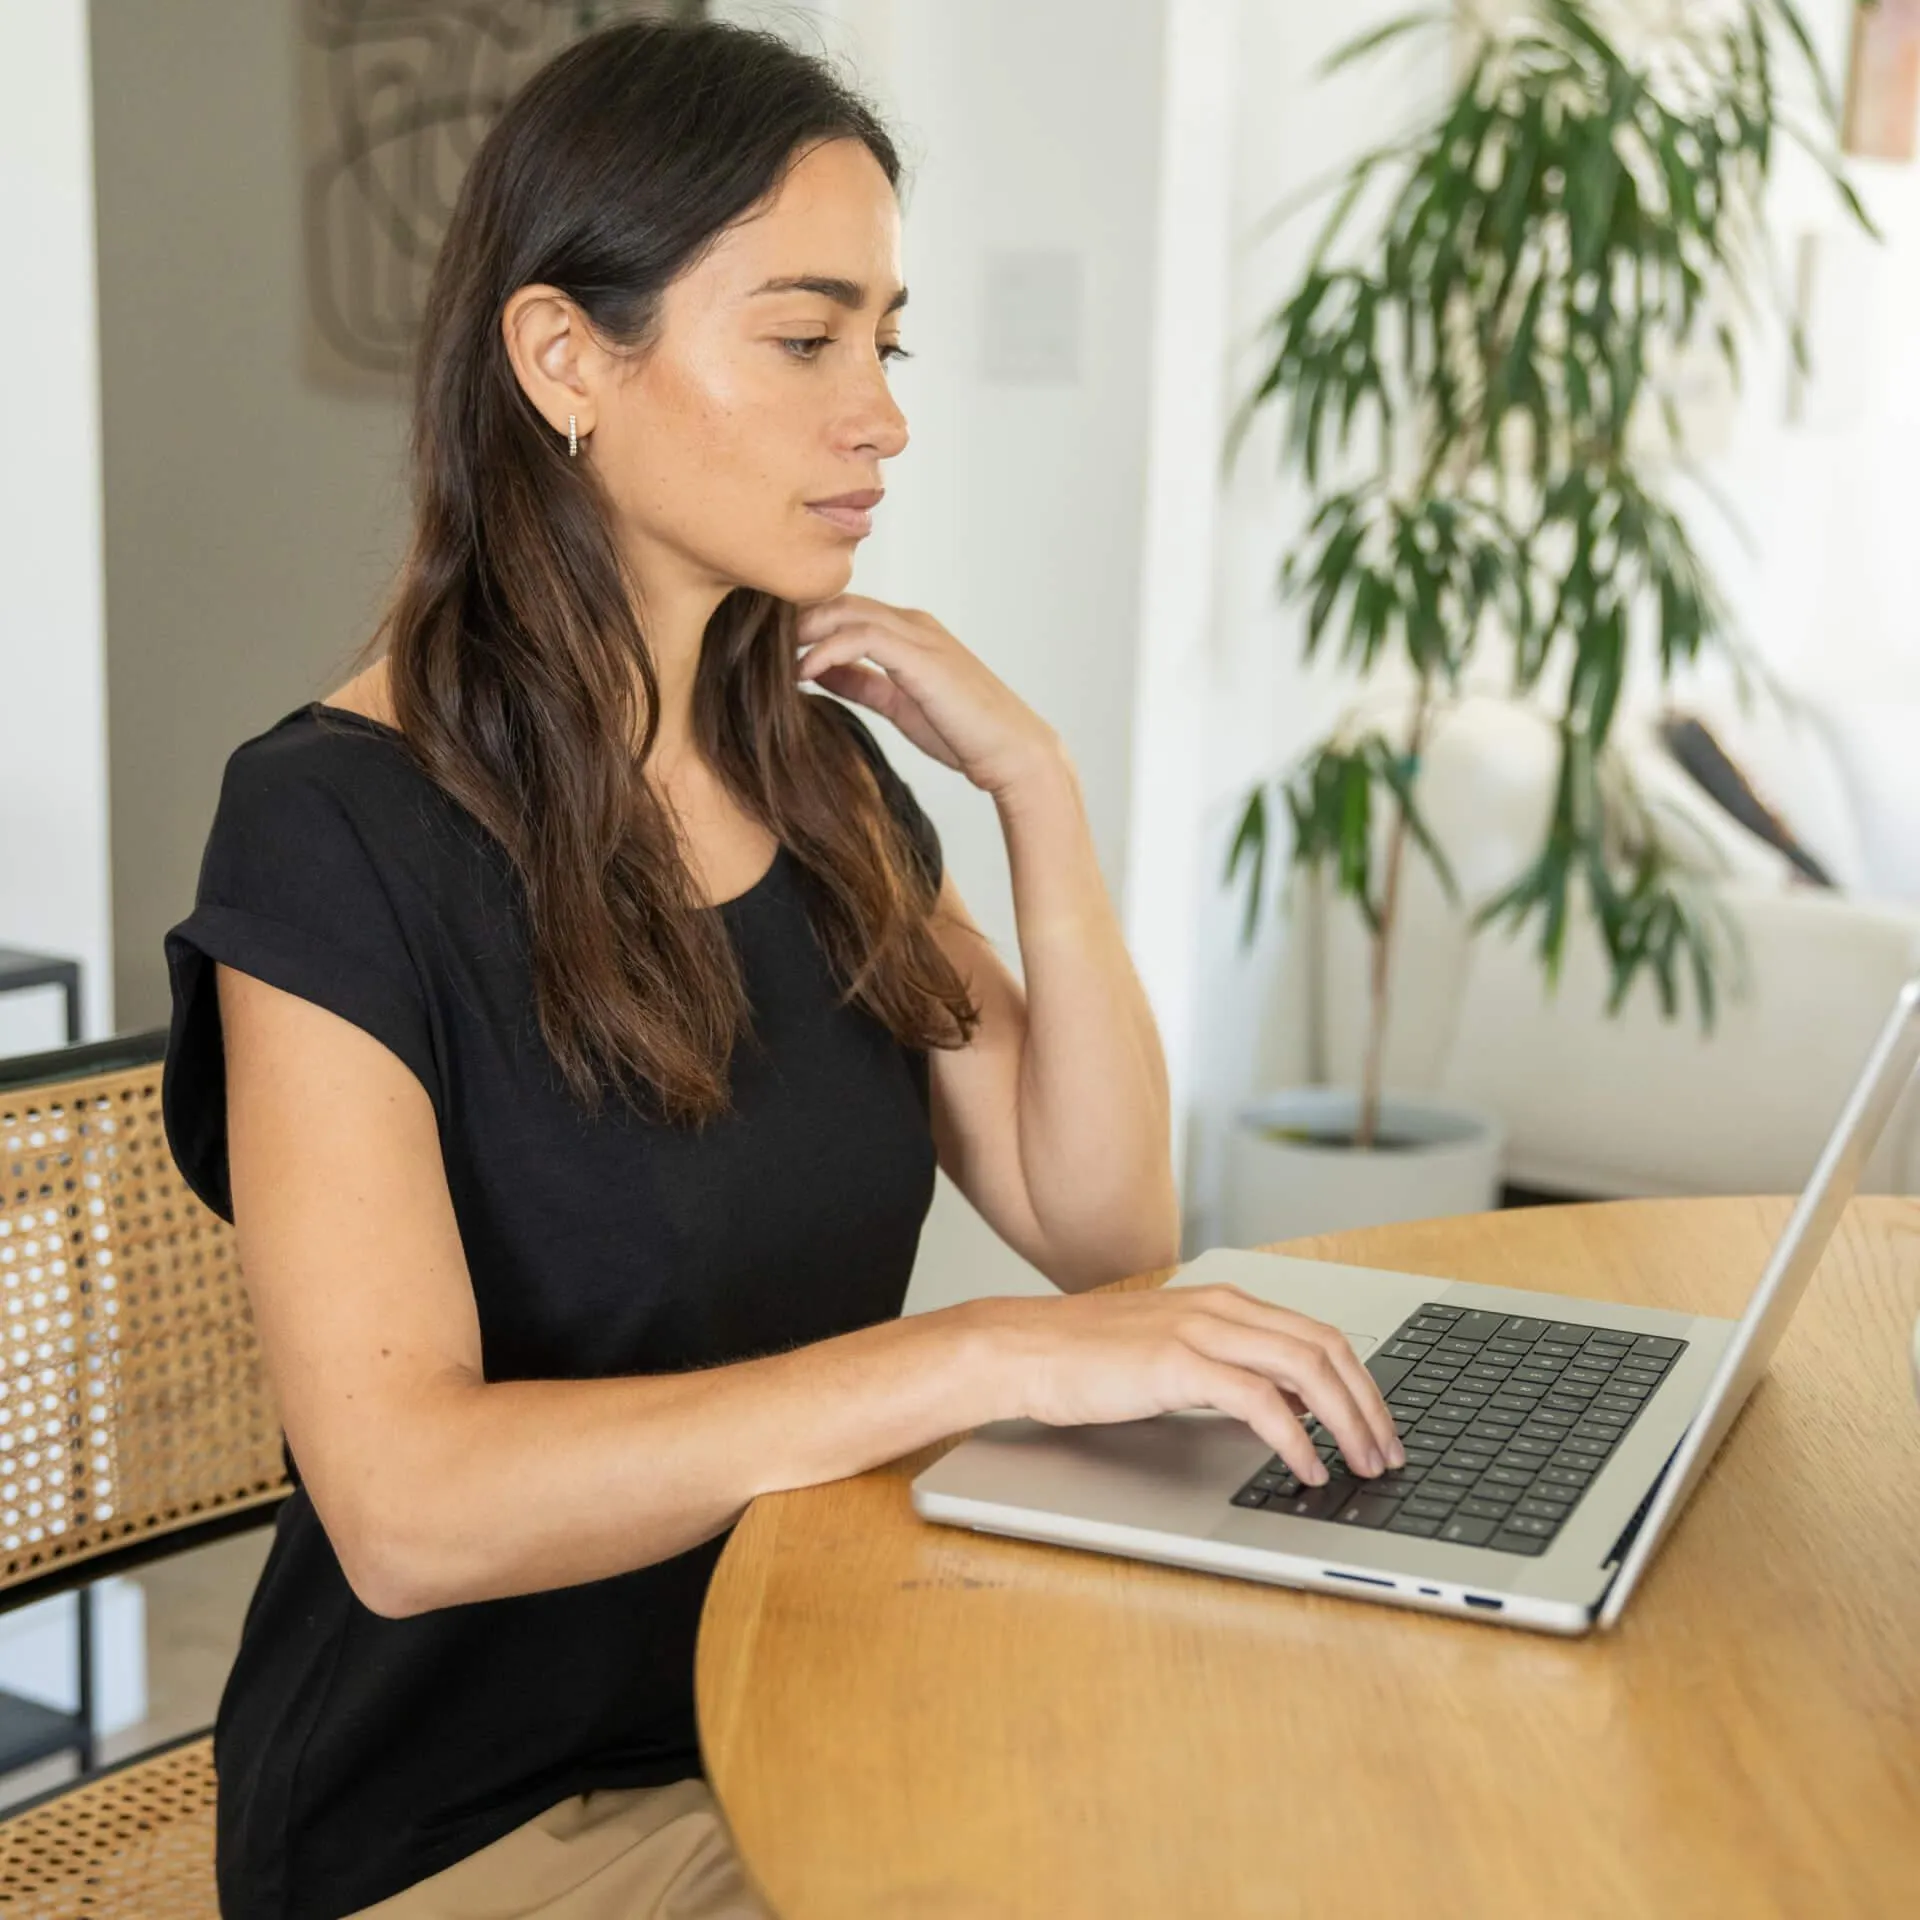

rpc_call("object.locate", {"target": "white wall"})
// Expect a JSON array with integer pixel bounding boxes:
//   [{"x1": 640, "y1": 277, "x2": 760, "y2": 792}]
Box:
[
  {"x1": 0, "y1": 0, "x2": 112, "y2": 1053},
  {"x1": 1121, "y1": 0, "x2": 1237, "y2": 1233}
]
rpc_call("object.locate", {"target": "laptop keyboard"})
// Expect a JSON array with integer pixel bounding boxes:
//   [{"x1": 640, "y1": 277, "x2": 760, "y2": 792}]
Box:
[{"x1": 1228, "y1": 1303, "x2": 1687, "y2": 1557}]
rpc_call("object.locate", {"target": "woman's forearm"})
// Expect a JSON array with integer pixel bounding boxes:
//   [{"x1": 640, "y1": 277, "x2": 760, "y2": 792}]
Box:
[
  {"x1": 996, "y1": 745, "x2": 1180, "y2": 1290},
  {"x1": 363, "y1": 1300, "x2": 1012, "y2": 1618}
]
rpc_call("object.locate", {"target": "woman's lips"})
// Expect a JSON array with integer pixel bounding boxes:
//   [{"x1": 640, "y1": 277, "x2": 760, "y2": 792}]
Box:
[{"x1": 806, "y1": 502, "x2": 874, "y2": 536}]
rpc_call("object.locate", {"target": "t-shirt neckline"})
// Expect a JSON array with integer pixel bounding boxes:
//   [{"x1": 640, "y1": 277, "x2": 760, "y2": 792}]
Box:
[{"x1": 300, "y1": 700, "x2": 786, "y2": 913}]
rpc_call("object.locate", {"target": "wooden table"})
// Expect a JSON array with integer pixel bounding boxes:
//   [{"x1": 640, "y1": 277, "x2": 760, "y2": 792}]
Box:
[{"x1": 697, "y1": 1198, "x2": 1920, "y2": 1919}]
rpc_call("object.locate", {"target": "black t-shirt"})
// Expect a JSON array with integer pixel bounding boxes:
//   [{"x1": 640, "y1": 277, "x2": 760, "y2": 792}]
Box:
[{"x1": 161, "y1": 698, "x2": 943, "y2": 1920}]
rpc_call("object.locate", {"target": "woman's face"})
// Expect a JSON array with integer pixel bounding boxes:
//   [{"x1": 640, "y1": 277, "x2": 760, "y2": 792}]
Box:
[{"x1": 555, "y1": 136, "x2": 911, "y2": 614}]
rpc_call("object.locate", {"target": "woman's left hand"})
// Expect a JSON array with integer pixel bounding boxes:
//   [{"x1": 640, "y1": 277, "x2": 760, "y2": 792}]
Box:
[{"x1": 794, "y1": 594, "x2": 1062, "y2": 800}]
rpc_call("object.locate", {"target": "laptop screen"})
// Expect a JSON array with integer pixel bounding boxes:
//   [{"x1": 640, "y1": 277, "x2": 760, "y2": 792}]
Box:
[{"x1": 1597, "y1": 976, "x2": 1920, "y2": 1626}]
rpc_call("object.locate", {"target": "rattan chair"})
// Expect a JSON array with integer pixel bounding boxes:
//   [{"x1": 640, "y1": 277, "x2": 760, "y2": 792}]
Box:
[{"x1": 0, "y1": 1030, "x2": 290, "y2": 1916}]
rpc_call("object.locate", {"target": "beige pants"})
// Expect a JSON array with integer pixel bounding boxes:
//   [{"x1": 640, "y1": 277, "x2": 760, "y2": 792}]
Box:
[{"x1": 342, "y1": 1777, "x2": 776, "y2": 1919}]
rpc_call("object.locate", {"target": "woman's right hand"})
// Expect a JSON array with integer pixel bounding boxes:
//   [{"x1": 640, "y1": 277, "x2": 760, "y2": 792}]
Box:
[{"x1": 966, "y1": 1285, "x2": 1405, "y2": 1485}]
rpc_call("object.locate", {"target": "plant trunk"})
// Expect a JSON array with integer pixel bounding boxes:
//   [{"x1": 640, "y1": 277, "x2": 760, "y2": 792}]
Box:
[{"x1": 1355, "y1": 682, "x2": 1435, "y2": 1151}]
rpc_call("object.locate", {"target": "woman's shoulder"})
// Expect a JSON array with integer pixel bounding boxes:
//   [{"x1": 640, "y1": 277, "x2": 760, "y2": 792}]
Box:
[
  {"x1": 234, "y1": 698, "x2": 410, "y2": 770},
  {"x1": 221, "y1": 698, "x2": 446, "y2": 807},
  {"x1": 207, "y1": 702, "x2": 489, "y2": 902},
  {"x1": 227, "y1": 651, "x2": 410, "y2": 786}
]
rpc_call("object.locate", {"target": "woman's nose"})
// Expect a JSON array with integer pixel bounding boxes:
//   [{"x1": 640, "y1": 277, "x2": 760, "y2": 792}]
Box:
[{"x1": 846, "y1": 362, "x2": 909, "y2": 459}]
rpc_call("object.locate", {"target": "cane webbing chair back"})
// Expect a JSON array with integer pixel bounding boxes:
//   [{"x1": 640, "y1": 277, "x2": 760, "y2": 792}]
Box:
[
  {"x1": 0, "y1": 1031, "x2": 292, "y2": 1917},
  {"x1": 0, "y1": 1031, "x2": 288, "y2": 1602}
]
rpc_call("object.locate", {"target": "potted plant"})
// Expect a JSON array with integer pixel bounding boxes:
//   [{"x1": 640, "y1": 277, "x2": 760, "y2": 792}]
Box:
[{"x1": 1219, "y1": 0, "x2": 1867, "y2": 1244}]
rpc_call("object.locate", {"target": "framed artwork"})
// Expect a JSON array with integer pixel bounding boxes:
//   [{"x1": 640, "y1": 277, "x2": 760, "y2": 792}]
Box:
[
  {"x1": 299, "y1": 1, "x2": 699, "y2": 394},
  {"x1": 1844, "y1": 0, "x2": 1920, "y2": 162}
]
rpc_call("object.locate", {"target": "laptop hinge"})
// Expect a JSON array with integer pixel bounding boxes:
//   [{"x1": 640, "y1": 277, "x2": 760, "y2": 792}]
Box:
[{"x1": 1602, "y1": 1434, "x2": 1687, "y2": 1572}]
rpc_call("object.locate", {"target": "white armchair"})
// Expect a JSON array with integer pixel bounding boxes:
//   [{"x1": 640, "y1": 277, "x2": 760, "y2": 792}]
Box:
[{"x1": 1292, "y1": 682, "x2": 1920, "y2": 1198}]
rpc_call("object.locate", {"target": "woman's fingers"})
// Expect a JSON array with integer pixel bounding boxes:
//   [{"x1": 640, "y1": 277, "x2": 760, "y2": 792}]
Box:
[
  {"x1": 795, "y1": 605, "x2": 926, "y2": 669},
  {"x1": 1178, "y1": 1356, "x2": 1323, "y2": 1484},
  {"x1": 1176, "y1": 1312, "x2": 1392, "y2": 1475},
  {"x1": 1317, "y1": 1334, "x2": 1405, "y2": 1467},
  {"x1": 1176, "y1": 1287, "x2": 1402, "y2": 1467},
  {"x1": 796, "y1": 624, "x2": 941, "y2": 711},
  {"x1": 808, "y1": 659, "x2": 900, "y2": 716},
  {"x1": 794, "y1": 632, "x2": 885, "y2": 681},
  {"x1": 795, "y1": 597, "x2": 1058, "y2": 801},
  {"x1": 796, "y1": 593, "x2": 931, "y2": 644}
]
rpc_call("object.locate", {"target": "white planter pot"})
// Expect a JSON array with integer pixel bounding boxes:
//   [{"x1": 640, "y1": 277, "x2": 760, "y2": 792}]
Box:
[{"x1": 1222, "y1": 1087, "x2": 1508, "y2": 1248}]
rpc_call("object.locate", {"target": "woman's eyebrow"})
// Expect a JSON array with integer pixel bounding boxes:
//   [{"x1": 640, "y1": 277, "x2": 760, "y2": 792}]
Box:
[{"x1": 747, "y1": 274, "x2": 909, "y2": 314}]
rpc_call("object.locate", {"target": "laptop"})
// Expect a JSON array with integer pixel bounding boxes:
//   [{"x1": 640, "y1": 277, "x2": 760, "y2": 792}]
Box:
[{"x1": 912, "y1": 978, "x2": 1920, "y2": 1635}]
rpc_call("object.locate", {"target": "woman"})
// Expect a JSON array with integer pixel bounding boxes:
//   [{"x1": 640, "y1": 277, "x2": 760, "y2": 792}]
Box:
[{"x1": 162, "y1": 17, "x2": 1401, "y2": 1919}]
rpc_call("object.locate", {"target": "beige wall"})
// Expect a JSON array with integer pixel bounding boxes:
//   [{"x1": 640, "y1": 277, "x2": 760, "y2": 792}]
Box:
[{"x1": 93, "y1": 0, "x2": 411, "y2": 1030}]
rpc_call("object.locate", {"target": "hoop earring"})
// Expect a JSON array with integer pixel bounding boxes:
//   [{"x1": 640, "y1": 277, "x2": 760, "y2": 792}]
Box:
[{"x1": 568, "y1": 414, "x2": 579, "y2": 458}]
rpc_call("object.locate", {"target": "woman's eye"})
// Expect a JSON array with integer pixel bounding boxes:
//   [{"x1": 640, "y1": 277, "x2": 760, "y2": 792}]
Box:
[{"x1": 778, "y1": 337, "x2": 914, "y2": 366}]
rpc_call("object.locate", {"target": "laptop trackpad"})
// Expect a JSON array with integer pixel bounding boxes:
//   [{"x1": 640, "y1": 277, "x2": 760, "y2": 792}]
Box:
[{"x1": 915, "y1": 1412, "x2": 1274, "y2": 1533}]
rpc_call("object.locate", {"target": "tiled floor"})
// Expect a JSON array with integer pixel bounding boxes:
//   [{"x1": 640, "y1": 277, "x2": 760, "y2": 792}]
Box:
[{"x1": 0, "y1": 1529, "x2": 271, "y2": 1811}]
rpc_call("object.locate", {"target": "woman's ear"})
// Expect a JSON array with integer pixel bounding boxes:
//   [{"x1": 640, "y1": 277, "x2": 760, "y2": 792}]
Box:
[{"x1": 501, "y1": 285, "x2": 597, "y2": 442}]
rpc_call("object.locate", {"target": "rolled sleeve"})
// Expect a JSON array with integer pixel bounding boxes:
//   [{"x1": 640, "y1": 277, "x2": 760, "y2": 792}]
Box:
[{"x1": 162, "y1": 744, "x2": 443, "y2": 1223}]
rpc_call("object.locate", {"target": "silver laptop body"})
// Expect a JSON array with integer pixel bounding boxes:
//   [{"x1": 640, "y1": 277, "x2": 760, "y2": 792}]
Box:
[{"x1": 912, "y1": 979, "x2": 1920, "y2": 1636}]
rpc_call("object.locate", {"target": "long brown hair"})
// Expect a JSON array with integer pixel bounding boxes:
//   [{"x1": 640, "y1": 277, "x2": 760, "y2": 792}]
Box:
[{"x1": 348, "y1": 17, "x2": 979, "y2": 1126}]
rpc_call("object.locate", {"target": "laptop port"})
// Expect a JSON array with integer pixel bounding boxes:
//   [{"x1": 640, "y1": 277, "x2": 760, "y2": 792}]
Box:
[
  {"x1": 1462, "y1": 1593, "x2": 1504, "y2": 1610},
  {"x1": 1323, "y1": 1569, "x2": 1393, "y2": 1589}
]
